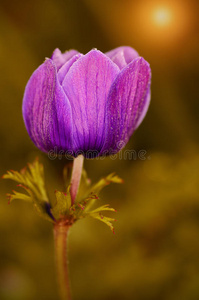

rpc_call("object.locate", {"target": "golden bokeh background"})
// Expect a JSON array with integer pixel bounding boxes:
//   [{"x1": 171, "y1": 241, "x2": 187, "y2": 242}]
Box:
[{"x1": 0, "y1": 0, "x2": 199, "y2": 299}]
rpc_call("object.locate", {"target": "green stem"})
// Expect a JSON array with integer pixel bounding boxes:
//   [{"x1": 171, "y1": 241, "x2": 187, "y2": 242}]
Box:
[
  {"x1": 70, "y1": 155, "x2": 84, "y2": 205},
  {"x1": 54, "y1": 223, "x2": 72, "y2": 300}
]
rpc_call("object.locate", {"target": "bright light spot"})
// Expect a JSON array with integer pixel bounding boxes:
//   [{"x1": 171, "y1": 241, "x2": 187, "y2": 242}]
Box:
[
  {"x1": 131, "y1": 1, "x2": 193, "y2": 49},
  {"x1": 152, "y1": 8, "x2": 172, "y2": 27}
]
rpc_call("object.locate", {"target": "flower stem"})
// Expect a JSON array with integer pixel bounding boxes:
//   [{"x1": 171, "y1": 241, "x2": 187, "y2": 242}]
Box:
[
  {"x1": 54, "y1": 223, "x2": 72, "y2": 300},
  {"x1": 70, "y1": 155, "x2": 84, "y2": 205}
]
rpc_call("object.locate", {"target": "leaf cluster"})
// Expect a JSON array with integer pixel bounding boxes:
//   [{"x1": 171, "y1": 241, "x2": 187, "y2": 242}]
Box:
[{"x1": 3, "y1": 159, "x2": 123, "y2": 232}]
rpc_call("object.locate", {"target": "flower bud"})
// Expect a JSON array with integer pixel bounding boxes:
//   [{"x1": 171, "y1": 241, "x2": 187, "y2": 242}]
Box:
[{"x1": 22, "y1": 47, "x2": 151, "y2": 158}]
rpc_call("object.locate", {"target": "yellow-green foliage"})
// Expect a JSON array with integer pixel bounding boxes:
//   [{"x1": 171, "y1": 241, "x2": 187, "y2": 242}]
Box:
[{"x1": 3, "y1": 159, "x2": 122, "y2": 233}]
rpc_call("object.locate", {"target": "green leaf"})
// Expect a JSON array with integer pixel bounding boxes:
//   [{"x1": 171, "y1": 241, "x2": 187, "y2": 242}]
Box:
[
  {"x1": 6, "y1": 190, "x2": 32, "y2": 203},
  {"x1": 33, "y1": 201, "x2": 54, "y2": 223},
  {"x1": 51, "y1": 186, "x2": 71, "y2": 219},
  {"x1": 83, "y1": 173, "x2": 123, "y2": 212},
  {"x1": 3, "y1": 159, "x2": 121, "y2": 232},
  {"x1": 87, "y1": 204, "x2": 116, "y2": 214},
  {"x1": 81, "y1": 202, "x2": 117, "y2": 233},
  {"x1": 90, "y1": 173, "x2": 123, "y2": 195},
  {"x1": 88, "y1": 213, "x2": 116, "y2": 233},
  {"x1": 3, "y1": 159, "x2": 53, "y2": 222}
]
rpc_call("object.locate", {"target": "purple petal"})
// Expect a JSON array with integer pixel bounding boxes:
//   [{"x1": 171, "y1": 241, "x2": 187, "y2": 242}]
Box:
[
  {"x1": 105, "y1": 46, "x2": 139, "y2": 70},
  {"x1": 101, "y1": 57, "x2": 151, "y2": 154},
  {"x1": 58, "y1": 53, "x2": 83, "y2": 85},
  {"x1": 51, "y1": 48, "x2": 79, "y2": 70},
  {"x1": 62, "y1": 49, "x2": 120, "y2": 154},
  {"x1": 22, "y1": 59, "x2": 73, "y2": 152},
  {"x1": 135, "y1": 87, "x2": 151, "y2": 129}
]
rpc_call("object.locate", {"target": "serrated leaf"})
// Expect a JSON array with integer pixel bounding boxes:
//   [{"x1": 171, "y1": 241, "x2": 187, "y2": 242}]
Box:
[
  {"x1": 83, "y1": 173, "x2": 123, "y2": 212},
  {"x1": 33, "y1": 201, "x2": 54, "y2": 223},
  {"x1": 3, "y1": 159, "x2": 53, "y2": 222},
  {"x1": 3, "y1": 159, "x2": 48, "y2": 202},
  {"x1": 88, "y1": 204, "x2": 116, "y2": 214},
  {"x1": 51, "y1": 186, "x2": 71, "y2": 219},
  {"x1": 69, "y1": 194, "x2": 98, "y2": 220},
  {"x1": 73, "y1": 194, "x2": 117, "y2": 233},
  {"x1": 27, "y1": 160, "x2": 48, "y2": 201},
  {"x1": 90, "y1": 173, "x2": 123, "y2": 195},
  {"x1": 6, "y1": 191, "x2": 31, "y2": 203},
  {"x1": 89, "y1": 213, "x2": 116, "y2": 233},
  {"x1": 3, "y1": 159, "x2": 120, "y2": 232}
]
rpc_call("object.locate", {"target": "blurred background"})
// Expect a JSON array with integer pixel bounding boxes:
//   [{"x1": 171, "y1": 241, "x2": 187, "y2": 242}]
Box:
[{"x1": 0, "y1": 0, "x2": 199, "y2": 299}]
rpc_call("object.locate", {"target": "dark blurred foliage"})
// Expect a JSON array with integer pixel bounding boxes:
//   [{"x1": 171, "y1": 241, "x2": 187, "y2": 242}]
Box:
[{"x1": 0, "y1": 0, "x2": 199, "y2": 299}]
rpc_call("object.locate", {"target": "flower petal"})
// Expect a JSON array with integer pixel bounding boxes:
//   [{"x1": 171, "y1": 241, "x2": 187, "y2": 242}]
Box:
[
  {"x1": 22, "y1": 59, "x2": 73, "y2": 153},
  {"x1": 57, "y1": 53, "x2": 83, "y2": 85},
  {"x1": 101, "y1": 57, "x2": 151, "y2": 154},
  {"x1": 62, "y1": 49, "x2": 120, "y2": 155},
  {"x1": 51, "y1": 48, "x2": 79, "y2": 70},
  {"x1": 135, "y1": 86, "x2": 151, "y2": 129},
  {"x1": 105, "y1": 46, "x2": 139, "y2": 70}
]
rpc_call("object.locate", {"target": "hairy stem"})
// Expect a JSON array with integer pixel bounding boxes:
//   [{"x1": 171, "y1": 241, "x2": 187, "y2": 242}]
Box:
[
  {"x1": 54, "y1": 223, "x2": 72, "y2": 300},
  {"x1": 70, "y1": 155, "x2": 84, "y2": 205}
]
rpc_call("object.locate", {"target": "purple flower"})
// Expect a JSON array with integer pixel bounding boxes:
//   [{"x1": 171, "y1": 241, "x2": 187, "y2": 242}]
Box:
[{"x1": 22, "y1": 46, "x2": 151, "y2": 158}]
